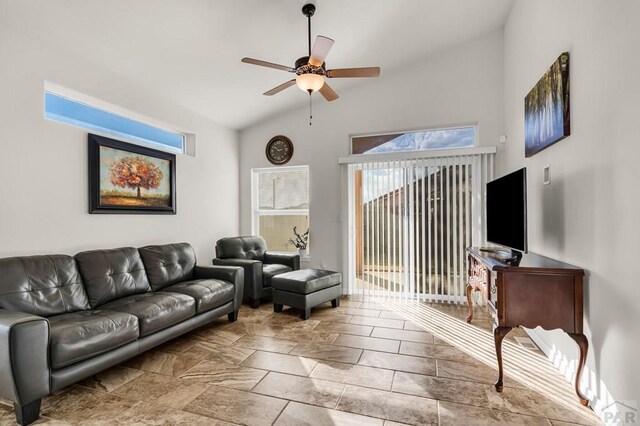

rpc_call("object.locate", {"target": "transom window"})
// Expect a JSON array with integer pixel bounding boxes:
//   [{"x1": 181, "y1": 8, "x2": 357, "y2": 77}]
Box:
[
  {"x1": 351, "y1": 125, "x2": 476, "y2": 155},
  {"x1": 44, "y1": 89, "x2": 187, "y2": 154},
  {"x1": 252, "y1": 166, "x2": 310, "y2": 253}
]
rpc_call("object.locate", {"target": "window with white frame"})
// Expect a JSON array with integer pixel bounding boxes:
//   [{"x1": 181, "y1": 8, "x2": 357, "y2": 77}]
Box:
[
  {"x1": 44, "y1": 84, "x2": 189, "y2": 154},
  {"x1": 252, "y1": 166, "x2": 309, "y2": 254}
]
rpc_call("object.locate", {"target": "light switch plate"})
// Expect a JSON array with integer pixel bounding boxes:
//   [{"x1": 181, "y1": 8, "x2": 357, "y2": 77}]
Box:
[{"x1": 543, "y1": 165, "x2": 551, "y2": 185}]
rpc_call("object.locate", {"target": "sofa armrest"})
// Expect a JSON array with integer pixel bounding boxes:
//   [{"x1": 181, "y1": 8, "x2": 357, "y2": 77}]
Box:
[
  {"x1": 212, "y1": 258, "x2": 263, "y2": 301},
  {"x1": 194, "y1": 265, "x2": 244, "y2": 311},
  {"x1": 0, "y1": 310, "x2": 50, "y2": 407},
  {"x1": 264, "y1": 252, "x2": 300, "y2": 270}
]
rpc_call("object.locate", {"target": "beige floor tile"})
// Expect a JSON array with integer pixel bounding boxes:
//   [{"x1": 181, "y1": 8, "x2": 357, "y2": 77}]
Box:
[
  {"x1": 275, "y1": 401, "x2": 384, "y2": 425},
  {"x1": 290, "y1": 343, "x2": 363, "y2": 364},
  {"x1": 263, "y1": 315, "x2": 321, "y2": 331},
  {"x1": 275, "y1": 329, "x2": 339, "y2": 344},
  {"x1": 338, "y1": 298, "x2": 363, "y2": 308},
  {"x1": 180, "y1": 360, "x2": 267, "y2": 391},
  {"x1": 42, "y1": 386, "x2": 137, "y2": 424},
  {"x1": 371, "y1": 327, "x2": 435, "y2": 344},
  {"x1": 192, "y1": 328, "x2": 245, "y2": 345},
  {"x1": 399, "y1": 341, "x2": 478, "y2": 363},
  {"x1": 189, "y1": 341, "x2": 256, "y2": 365},
  {"x1": 310, "y1": 311, "x2": 354, "y2": 323},
  {"x1": 333, "y1": 334, "x2": 400, "y2": 353},
  {"x1": 232, "y1": 335, "x2": 299, "y2": 353},
  {"x1": 253, "y1": 372, "x2": 346, "y2": 408},
  {"x1": 112, "y1": 372, "x2": 210, "y2": 409},
  {"x1": 116, "y1": 401, "x2": 237, "y2": 425},
  {"x1": 226, "y1": 321, "x2": 285, "y2": 337},
  {"x1": 403, "y1": 321, "x2": 425, "y2": 331},
  {"x1": 313, "y1": 321, "x2": 374, "y2": 337},
  {"x1": 357, "y1": 350, "x2": 437, "y2": 376},
  {"x1": 78, "y1": 366, "x2": 144, "y2": 392},
  {"x1": 240, "y1": 350, "x2": 318, "y2": 376},
  {"x1": 124, "y1": 350, "x2": 206, "y2": 376},
  {"x1": 310, "y1": 360, "x2": 394, "y2": 390},
  {"x1": 154, "y1": 335, "x2": 200, "y2": 354},
  {"x1": 437, "y1": 359, "x2": 526, "y2": 389},
  {"x1": 184, "y1": 385, "x2": 286, "y2": 426},
  {"x1": 349, "y1": 316, "x2": 405, "y2": 329},
  {"x1": 484, "y1": 385, "x2": 602, "y2": 425},
  {"x1": 439, "y1": 400, "x2": 552, "y2": 426},
  {"x1": 379, "y1": 310, "x2": 407, "y2": 320},
  {"x1": 392, "y1": 371, "x2": 489, "y2": 407},
  {"x1": 359, "y1": 302, "x2": 392, "y2": 311},
  {"x1": 336, "y1": 307, "x2": 382, "y2": 318},
  {"x1": 337, "y1": 385, "x2": 439, "y2": 425}
]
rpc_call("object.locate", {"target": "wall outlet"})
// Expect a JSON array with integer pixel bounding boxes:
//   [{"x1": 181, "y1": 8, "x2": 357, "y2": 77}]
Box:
[
  {"x1": 543, "y1": 165, "x2": 551, "y2": 185},
  {"x1": 499, "y1": 134, "x2": 507, "y2": 144}
]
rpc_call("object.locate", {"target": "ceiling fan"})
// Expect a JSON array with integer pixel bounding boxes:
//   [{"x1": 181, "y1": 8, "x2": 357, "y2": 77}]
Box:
[{"x1": 241, "y1": 3, "x2": 380, "y2": 122}]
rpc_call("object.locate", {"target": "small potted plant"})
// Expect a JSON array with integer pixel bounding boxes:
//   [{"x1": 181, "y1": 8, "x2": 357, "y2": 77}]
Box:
[{"x1": 289, "y1": 226, "x2": 309, "y2": 258}]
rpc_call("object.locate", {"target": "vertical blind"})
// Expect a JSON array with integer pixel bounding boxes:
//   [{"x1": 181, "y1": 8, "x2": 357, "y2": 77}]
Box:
[{"x1": 346, "y1": 150, "x2": 495, "y2": 302}]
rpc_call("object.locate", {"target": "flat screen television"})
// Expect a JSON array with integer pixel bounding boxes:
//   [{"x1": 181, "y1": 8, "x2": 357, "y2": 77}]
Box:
[{"x1": 485, "y1": 167, "x2": 527, "y2": 259}]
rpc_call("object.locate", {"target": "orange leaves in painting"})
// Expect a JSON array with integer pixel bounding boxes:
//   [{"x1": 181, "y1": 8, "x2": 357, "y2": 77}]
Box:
[{"x1": 109, "y1": 156, "x2": 164, "y2": 195}]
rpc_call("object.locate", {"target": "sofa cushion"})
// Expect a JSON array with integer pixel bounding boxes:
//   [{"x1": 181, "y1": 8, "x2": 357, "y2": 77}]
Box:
[
  {"x1": 76, "y1": 247, "x2": 151, "y2": 308},
  {"x1": 216, "y1": 236, "x2": 267, "y2": 261},
  {"x1": 0, "y1": 255, "x2": 90, "y2": 317},
  {"x1": 262, "y1": 264, "x2": 293, "y2": 287},
  {"x1": 163, "y1": 279, "x2": 235, "y2": 314},
  {"x1": 48, "y1": 310, "x2": 139, "y2": 369},
  {"x1": 139, "y1": 243, "x2": 196, "y2": 290},
  {"x1": 101, "y1": 292, "x2": 195, "y2": 337}
]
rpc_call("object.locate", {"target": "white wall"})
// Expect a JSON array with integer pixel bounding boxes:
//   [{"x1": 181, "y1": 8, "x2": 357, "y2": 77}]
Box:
[
  {"x1": 502, "y1": 0, "x2": 640, "y2": 414},
  {"x1": 239, "y1": 31, "x2": 505, "y2": 275},
  {"x1": 0, "y1": 23, "x2": 239, "y2": 261}
]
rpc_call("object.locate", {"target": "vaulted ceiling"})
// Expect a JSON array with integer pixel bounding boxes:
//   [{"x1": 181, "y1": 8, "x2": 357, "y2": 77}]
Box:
[{"x1": 3, "y1": 0, "x2": 514, "y2": 129}]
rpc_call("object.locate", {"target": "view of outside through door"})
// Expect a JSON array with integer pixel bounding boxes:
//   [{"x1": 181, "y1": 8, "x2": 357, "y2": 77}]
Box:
[{"x1": 350, "y1": 127, "x2": 493, "y2": 301}]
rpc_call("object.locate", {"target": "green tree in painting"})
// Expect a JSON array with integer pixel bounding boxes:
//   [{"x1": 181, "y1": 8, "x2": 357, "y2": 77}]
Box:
[{"x1": 109, "y1": 156, "x2": 163, "y2": 198}]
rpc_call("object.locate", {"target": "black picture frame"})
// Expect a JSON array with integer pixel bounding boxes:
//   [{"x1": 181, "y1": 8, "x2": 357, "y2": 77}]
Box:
[{"x1": 88, "y1": 134, "x2": 177, "y2": 214}]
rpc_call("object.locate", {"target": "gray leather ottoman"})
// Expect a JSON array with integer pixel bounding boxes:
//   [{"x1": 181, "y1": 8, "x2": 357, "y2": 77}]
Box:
[{"x1": 272, "y1": 269, "x2": 342, "y2": 320}]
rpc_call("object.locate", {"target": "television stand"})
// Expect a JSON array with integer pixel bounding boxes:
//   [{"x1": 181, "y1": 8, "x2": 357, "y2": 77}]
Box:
[{"x1": 466, "y1": 247, "x2": 589, "y2": 406}]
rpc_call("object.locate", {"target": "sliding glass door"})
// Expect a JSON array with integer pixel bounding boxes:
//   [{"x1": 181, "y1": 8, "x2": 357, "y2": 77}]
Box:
[{"x1": 347, "y1": 152, "x2": 494, "y2": 302}]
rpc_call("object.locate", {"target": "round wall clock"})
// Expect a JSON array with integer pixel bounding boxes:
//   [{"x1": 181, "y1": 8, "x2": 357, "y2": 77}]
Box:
[{"x1": 266, "y1": 135, "x2": 294, "y2": 165}]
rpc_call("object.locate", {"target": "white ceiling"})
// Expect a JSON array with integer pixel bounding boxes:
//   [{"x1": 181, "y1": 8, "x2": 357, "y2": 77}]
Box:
[{"x1": 4, "y1": 0, "x2": 514, "y2": 130}]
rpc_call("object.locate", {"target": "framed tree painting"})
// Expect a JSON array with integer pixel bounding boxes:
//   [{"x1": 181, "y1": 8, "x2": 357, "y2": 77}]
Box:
[
  {"x1": 524, "y1": 52, "x2": 570, "y2": 157},
  {"x1": 88, "y1": 134, "x2": 176, "y2": 214}
]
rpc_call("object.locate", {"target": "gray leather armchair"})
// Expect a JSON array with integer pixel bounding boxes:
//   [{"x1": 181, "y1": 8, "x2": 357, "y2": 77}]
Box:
[{"x1": 213, "y1": 236, "x2": 300, "y2": 308}]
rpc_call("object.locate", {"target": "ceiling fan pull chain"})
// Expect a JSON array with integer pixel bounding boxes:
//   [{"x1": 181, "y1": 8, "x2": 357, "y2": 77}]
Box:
[{"x1": 309, "y1": 91, "x2": 312, "y2": 126}]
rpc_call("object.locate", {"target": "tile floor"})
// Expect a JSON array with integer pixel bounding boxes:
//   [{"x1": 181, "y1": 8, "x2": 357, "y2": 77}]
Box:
[{"x1": 0, "y1": 297, "x2": 602, "y2": 425}]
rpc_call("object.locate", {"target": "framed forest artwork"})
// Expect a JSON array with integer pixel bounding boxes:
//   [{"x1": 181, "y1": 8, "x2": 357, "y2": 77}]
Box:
[
  {"x1": 524, "y1": 52, "x2": 570, "y2": 157},
  {"x1": 88, "y1": 134, "x2": 176, "y2": 214}
]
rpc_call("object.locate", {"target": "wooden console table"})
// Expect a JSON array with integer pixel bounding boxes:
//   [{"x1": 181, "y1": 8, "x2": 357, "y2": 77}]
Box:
[{"x1": 466, "y1": 247, "x2": 589, "y2": 406}]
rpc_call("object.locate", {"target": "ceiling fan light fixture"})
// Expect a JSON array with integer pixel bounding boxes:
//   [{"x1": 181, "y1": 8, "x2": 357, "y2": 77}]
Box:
[{"x1": 296, "y1": 73, "x2": 324, "y2": 92}]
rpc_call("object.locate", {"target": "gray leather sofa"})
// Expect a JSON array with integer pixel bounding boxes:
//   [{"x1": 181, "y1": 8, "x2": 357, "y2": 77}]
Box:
[
  {"x1": 212, "y1": 236, "x2": 299, "y2": 308},
  {"x1": 0, "y1": 242, "x2": 243, "y2": 425}
]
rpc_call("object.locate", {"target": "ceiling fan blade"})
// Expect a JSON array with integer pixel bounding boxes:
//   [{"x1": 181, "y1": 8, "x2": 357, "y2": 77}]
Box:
[
  {"x1": 308, "y1": 36, "x2": 334, "y2": 66},
  {"x1": 242, "y1": 57, "x2": 295, "y2": 72},
  {"x1": 319, "y1": 82, "x2": 339, "y2": 102},
  {"x1": 263, "y1": 79, "x2": 297, "y2": 96},
  {"x1": 326, "y1": 67, "x2": 381, "y2": 78}
]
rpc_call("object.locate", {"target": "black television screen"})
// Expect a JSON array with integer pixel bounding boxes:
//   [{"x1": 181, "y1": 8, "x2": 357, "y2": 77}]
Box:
[{"x1": 486, "y1": 167, "x2": 528, "y2": 253}]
